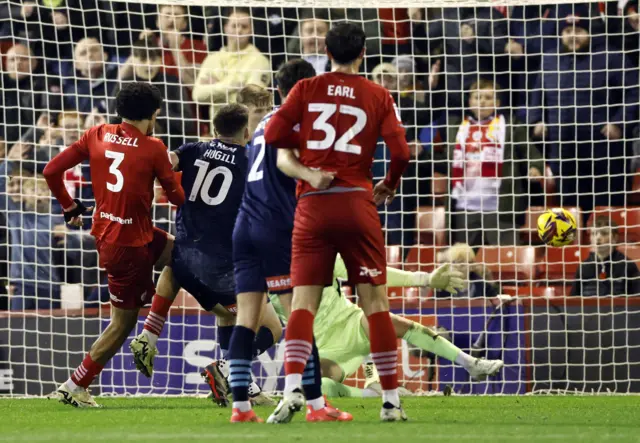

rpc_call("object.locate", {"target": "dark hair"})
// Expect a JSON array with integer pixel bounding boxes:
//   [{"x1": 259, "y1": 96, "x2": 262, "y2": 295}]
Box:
[
  {"x1": 115, "y1": 82, "x2": 163, "y2": 121},
  {"x1": 132, "y1": 37, "x2": 162, "y2": 61},
  {"x1": 276, "y1": 59, "x2": 316, "y2": 97},
  {"x1": 299, "y1": 9, "x2": 330, "y2": 23},
  {"x1": 593, "y1": 215, "x2": 620, "y2": 235},
  {"x1": 325, "y1": 22, "x2": 366, "y2": 65},
  {"x1": 469, "y1": 78, "x2": 501, "y2": 93},
  {"x1": 213, "y1": 103, "x2": 249, "y2": 137},
  {"x1": 224, "y1": 7, "x2": 251, "y2": 21}
]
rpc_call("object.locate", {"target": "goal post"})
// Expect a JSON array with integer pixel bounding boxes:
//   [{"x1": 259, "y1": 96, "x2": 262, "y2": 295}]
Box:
[{"x1": 0, "y1": 0, "x2": 639, "y2": 397}]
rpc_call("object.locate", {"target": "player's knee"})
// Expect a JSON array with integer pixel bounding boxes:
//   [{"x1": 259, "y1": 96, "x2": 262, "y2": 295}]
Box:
[{"x1": 320, "y1": 358, "x2": 343, "y2": 382}]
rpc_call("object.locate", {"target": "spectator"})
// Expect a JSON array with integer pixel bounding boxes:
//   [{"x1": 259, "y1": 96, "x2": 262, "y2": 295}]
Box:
[
  {"x1": 116, "y1": 38, "x2": 195, "y2": 150},
  {"x1": 287, "y1": 11, "x2": 330, "y2": 74},
  {"x1": 63, "y1": 38, "x2": 119, "y2": 119},
  {"x1": 529, "y1": 3, "x2": 639, "y2": 214},
  {"x1": 193, "y1": 7, "x2": 271, "y2": 122},
  {"x1": 435, "y1": 243, "x2": 500, "y2": 298},
  {"x1": 571, "y1": 217, "x2": 640, "y2": 297},
  {"x1": 428, "y1": 7, "x2": 523, "y2": 112},
  {"x1": 433, "y1": 79, "x2": 544, "y2": 248},
  {"x1": 126, "y1": 4, "x2": 207, "y2": 87},
  {"x1": 0, "y1": 43, "x2": 62, "y2": 150}
]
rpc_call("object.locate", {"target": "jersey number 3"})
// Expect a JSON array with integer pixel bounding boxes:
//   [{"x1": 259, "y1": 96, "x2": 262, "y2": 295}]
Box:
[
  {"x1": 308, "y1": 103, "x2": 367, "y2": 154},
  {"x1": 105, "y1": 150, "x2": 125, "y2": 192},
  {"x1": 190, "y1": 159, "x2": 233, "y2": 206}
]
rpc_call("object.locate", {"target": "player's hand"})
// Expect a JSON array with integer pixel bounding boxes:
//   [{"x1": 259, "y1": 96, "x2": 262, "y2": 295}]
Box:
[
  {"x1": 63, "y1": 199, "x2": 93, "y2": 228},
  {"x1": 426, "y1": 264, "x2": 465, "y2": 294},
  {"x1": 373, "y1": 180, "x2": 396, "y2": 206},
  {"x1": 533, "y1": 122, "x2": 546, "y2": 139},
  {"x1": 307, "y1": 169, "x2": 336, "y2": 190}
]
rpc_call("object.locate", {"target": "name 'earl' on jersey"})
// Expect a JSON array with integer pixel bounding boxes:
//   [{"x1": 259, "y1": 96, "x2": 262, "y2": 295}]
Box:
[
  {"x1": 240, "y1": 110, "x2": 297, "y2": 230},
  {"x1": 174, "y1": 139, "x2": 248, "y2": 250}
]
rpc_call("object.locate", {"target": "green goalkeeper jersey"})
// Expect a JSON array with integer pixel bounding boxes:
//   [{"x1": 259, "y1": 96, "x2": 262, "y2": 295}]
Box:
[{"x1": 269, "y1": 256, "x2": 421, "y2": 337}]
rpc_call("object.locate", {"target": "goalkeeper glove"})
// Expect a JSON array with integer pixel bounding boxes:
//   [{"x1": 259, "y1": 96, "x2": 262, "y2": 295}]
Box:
[{"x1": 418, "y1": 264, "x2": 465, "y2": 294}]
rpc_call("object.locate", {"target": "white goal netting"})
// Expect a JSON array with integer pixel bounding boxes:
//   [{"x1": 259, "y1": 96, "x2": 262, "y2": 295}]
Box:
[{"x1": 0, "y1": 0, "x2": 639, "y2": 397}]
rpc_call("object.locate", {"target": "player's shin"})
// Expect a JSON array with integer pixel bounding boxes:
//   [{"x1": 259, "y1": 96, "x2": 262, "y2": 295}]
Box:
[
  {"x1": 401, "y1": 321, "x2": 474, "y2": 368},
  {"x1": 359, "y1": 284, "x2": 400, "y2": 408},
  {"x1": 302, "y1": 340, "x2": 325, "y2": 410},
  {"x1": 141, "y1": 267, "x2": 179, "y2": 347}
]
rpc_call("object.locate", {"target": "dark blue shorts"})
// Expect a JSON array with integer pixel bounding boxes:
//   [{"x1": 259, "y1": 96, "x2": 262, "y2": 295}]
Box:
[
  {"x1": 171, "y1": 243, "x2": 236, "y2": 312},
  {"x1": 232, "y1": 211, "x2": 292, "y2": 295}
]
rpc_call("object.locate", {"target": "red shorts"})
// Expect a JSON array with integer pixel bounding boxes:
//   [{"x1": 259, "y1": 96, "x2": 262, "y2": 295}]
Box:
[
  {"x1": 291, "y1": 191, "x2": 387, "y2": 287},
  {"x1": 97, "y1": 228, "x2": 168, "y2": 310}
]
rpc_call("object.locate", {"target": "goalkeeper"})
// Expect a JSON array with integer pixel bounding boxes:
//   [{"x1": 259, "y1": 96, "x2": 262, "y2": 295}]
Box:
[{"x1": 270, "y1": 257, "x2": 504, "y2": 397}]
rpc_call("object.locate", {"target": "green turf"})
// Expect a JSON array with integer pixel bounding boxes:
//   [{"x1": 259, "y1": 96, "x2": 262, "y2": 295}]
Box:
[{"x1": 0, "y1": 397, "x2": 638, "y2": 442}]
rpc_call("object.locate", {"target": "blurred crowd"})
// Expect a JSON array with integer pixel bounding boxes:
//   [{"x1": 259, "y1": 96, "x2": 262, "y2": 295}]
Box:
[{"x1": 0, "y1": 2, "x2": 639, "y2": 309}]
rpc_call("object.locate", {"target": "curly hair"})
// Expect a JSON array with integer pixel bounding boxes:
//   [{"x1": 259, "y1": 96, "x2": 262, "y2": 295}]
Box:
[{"x1": 115, "y1": 82, "x2": 163, "y2": 121}]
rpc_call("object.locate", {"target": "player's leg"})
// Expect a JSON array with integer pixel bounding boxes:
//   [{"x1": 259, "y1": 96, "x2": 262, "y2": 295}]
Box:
[
  {"x1": 338, "y1": 193, "x2": 406, "y2": 421},
  {"x1": 129, "y1": 229, "x2": 176, "y2": 377}
]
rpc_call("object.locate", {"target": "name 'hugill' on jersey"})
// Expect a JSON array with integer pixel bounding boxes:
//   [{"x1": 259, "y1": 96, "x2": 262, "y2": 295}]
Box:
[{"x1": 203, "y1": 145, "x2": 236, "y2": 165}]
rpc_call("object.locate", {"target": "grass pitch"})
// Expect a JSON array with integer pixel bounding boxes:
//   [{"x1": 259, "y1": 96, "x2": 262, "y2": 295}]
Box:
[{"x1": 0, "y1": 396, "x2": 638, "y2": 442}]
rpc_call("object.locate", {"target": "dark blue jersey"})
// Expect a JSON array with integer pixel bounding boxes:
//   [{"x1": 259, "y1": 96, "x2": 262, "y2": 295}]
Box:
[
  {"x1": 240, "y1": 111, "x2": 297, "y2": 231},
  {"x1": 174, "y1": 139, "x2": 247, "y2": 253}
]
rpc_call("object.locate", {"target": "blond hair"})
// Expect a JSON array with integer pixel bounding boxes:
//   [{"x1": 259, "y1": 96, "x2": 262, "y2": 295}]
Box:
[{"x1": 236, "y1": 84, "x2": 272, "y2": 108}]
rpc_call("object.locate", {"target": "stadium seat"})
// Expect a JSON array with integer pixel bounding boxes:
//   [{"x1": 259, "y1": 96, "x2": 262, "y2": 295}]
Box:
[
  {"x1": 521, "y1": 206, "x2": 581, "y2": 245},
  {"x1": 417, "y1": 206, "x2": 446, "y2": 246},
  {"x1": 501, "y1": 285, "x2": 560, "y2": 298},
  {"x1": 587, "y1": 207, "x2": 640, "y2": 244},
  {"x1": 476, "y1": 246, "x2": 541, "y2": 283},
  {"x1": 539, "y1": 246, "x2": 591, "y2": 285},
  {"x1": 386, "y1": 245, "x2": 403, "y2": 269},
  {"x1": 404, "y1": 245, "x2": 441, "y2": 273}
]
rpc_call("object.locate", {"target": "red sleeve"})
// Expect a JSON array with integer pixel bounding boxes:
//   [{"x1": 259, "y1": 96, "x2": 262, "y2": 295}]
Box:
[
  {"x1": 43, "y1": 130, "x2": 92, "y2": 210},
  {"x1": 382, "y1": 133, "x2": 410, "y2": 190},
  {"x1": 265, "y1": 81, "x2": 305, "y2": 148},
  {"x1": 191, "y1": 39, "x2": 208, "y2": 64},
  {"x1": 379, "y1": 93, "x2": 410, "y2": 189},
  {"x1": 154, "y1": 144, "x2": 185, "y2": 206}
]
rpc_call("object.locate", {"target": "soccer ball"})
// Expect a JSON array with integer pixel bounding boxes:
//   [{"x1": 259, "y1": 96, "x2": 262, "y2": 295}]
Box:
[{"x1": 537, "y1": 208, "x2": 578, "y2": 247}]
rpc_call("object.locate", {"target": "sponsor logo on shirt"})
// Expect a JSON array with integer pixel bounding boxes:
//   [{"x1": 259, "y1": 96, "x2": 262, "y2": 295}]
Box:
[
  {"x1": 103, "y1": 133, "x2": 139, "y2": 147},
  {"x1": 359, "y1": 266, "x2": 382, "y2": 278},
  {"x1": 266, "y1": 275, "x2": 292, "y2": 291},
  {"x1": 100, "y1": 212, "x2": 133, "y2": 225}
]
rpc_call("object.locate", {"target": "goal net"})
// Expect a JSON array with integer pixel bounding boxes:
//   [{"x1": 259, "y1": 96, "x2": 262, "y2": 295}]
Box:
[{"x1": 1, "y1": 0, "x2": 639, "y2": 397}]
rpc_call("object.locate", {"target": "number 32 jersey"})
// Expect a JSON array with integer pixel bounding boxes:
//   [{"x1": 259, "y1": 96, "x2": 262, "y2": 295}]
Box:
[
  {"x1": 175, "y1": 139, "x2": 248, "y2": 252},
  {"x1": 240, "y1": 111, "x2": 297, "y2": 232},
  {"x1": 270, "y1": 72, "x2": 405, "y2": 197}
]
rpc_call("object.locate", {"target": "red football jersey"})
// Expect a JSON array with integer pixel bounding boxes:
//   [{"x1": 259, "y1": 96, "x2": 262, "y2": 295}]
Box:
[
  {"x1": 271, "y1": 72, "x2": 406, "y2": 196},
  {"x1": 45, "y1": 122, "x2": 183, "y2": 247}
]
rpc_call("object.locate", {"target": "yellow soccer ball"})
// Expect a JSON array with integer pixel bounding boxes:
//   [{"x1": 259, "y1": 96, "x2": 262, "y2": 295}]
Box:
[{"x1": 537, "y1": 208, "x2": 578, "y2": 247}]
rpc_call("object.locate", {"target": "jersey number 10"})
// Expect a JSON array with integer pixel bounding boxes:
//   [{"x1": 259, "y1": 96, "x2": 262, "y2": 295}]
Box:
[{"x1": 190, "y1": 159, "x2": 233, "y2": 206}]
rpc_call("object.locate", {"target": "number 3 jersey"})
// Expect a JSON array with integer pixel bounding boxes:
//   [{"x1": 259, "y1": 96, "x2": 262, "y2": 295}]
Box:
[
  {"x1": 50, "y1": 123, "x2": 183, "y2": 247},
  {"x1": 239, "y1": 111, "x2": 297, "y2": 232},
  {"x1": 174, "y1": 139, "x2": 248, "y2": 253}
]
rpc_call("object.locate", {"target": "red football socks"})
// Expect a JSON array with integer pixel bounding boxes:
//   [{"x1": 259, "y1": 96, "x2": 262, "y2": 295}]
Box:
[
  {"x1": 368, "y1": 311, "x2": 399, "y2": 390},
  {"x1": 143, "y1": 294, "x2": 172, "y2": 336},
  {"x1": 284, "y1": 309, "x2": 315, "y2": 376},
  {"x1": 70, "y1": 353, "x2": 104, "y2": 389}
]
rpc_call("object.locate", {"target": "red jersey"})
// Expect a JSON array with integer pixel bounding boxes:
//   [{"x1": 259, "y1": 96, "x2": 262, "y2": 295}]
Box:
[
  {"x1": 162, "y1": 38, "x2": 208, "y2": 80},
  {"x1": 265, "y1": 71, "x2": 409, "y2": 197},
  {"x1": 43, "y1": 122, "x2": 185, "y2": 247}
]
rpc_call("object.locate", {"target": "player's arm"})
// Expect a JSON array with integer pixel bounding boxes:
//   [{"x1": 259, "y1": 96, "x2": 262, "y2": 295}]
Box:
[
  {"x1": 373, "y1": 94, "x2": 411, "y2": 206},
  {"x1": 192, "y1": 54, "x2": 230, "y2": 104},
  {"x1": 43, "y1": 130, "x2": 93, "y2": 227},
  {"x1": 387, "y1": 264, "x2": 464, "y2": 294},
  {"x1": 276, "y1": 149, "x2": 334, "y2": 190},
  {"x1": 264, "y1": 81, "x2": 305, "y2": 148},
  {"x1": 154, "y1": 145, "x2": 185, "y2": 206}
]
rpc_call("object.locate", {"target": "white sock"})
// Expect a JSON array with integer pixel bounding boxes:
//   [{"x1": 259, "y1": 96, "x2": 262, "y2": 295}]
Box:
[
  {"x1": 141, "y1": 329, "x2": 159, "y2": 348},
  {"x1": 65, "y1": 377, "x2": 80, "y2": 392},
  {"x1": 233, "y1": 401, "x2": 251, "y2": 412},
  {"x1": 248, "y1": 381, "x2": 261, "y2": 397},
  {"x1": 454, "y1": 351, "x2": 475, "y2": 370},
  {"x1": 284, "y1": 374, "x2": 303, "y2": 394},
  {"x1": 307, "y1": 396, "x2": 325, "y2": 411},
  {"x1": 382, "y1": 389, "x2": 400, "y2": 408}
]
